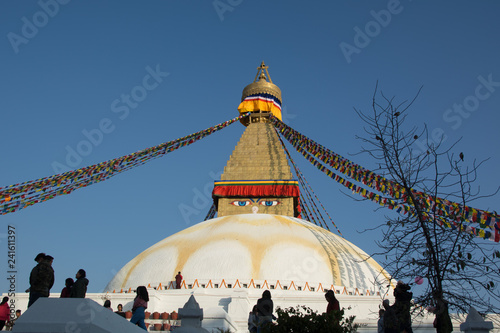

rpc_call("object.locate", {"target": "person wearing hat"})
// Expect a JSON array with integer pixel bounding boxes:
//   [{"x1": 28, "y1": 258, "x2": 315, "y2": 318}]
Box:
[
  {"x1": 28, "y1": 254, "x2": 55, "y2": 308},
  {"x1": 25, "y1": 253, "x2": 46, "y2": 294}
]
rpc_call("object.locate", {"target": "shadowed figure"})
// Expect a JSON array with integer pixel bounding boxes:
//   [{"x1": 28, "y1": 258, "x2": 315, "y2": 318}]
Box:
[{"x1": 256, "y1": 290, "x2": 274, "y2": 333}]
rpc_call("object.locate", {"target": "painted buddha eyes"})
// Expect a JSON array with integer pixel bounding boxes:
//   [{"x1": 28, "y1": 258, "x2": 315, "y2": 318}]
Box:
[
  {"x1": 230, "y1": 200, "x2": 251, "y2": 206},
  {"x1": 229, "y1": 199, "x2": 280, "y2": 207},
  {"x1": 260, "y1": 200, "x2": 279, "y2": 206}
]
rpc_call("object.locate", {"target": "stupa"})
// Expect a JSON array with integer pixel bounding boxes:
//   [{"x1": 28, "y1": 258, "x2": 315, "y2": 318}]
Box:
[
  {"x1": 102, "y1": 62, "x2": 395, "y2": 331},
  {"x1": 1, "y1": 62, "x2": 462, "y2": 332}
]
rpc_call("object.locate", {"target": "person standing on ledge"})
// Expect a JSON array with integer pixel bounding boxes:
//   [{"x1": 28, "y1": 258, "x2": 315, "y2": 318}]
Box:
[
  {"x1": 60, "y1": 278, "x2": 74, "y2": 298},
  {"x1": 28, "y1": 254, "x2": 54, "y2": 308},
  {"x1": 70, "y1": 269, "x2": 89, "y2": 298},
  {"x1": 175, "y1": 271, "x2": 183, "y2": 289}
]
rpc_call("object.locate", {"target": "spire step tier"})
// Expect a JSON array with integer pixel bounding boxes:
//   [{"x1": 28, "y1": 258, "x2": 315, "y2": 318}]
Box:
[
  {"x1": 221, "y1": 122, "x2": 293, "y2": 181},
  {"x1": 215, "y1": 121, "x2": 299, "y2": 217}
]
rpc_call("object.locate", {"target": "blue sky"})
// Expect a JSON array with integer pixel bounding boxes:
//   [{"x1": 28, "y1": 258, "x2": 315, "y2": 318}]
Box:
[{"x1": 1, "y1": 1, "x2": 499, "y2": 296}]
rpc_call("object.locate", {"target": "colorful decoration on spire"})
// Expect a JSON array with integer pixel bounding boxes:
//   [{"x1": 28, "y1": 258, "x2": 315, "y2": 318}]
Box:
[
  {"x1": 213, "y1": 180, "x2": 299, "y2": 198},
  {"x1": 238, "y1": 61, "x2": 283, "y2": 123},
  {"x1": 0, "y1": 113, "x2": 250, "y2": 215},
  {"x1": 212, "y1": 179, "x2": 301, "y2": 218},
  {"x1": 270, "y1": 115, "x2": 500, "y2": 242},
  {"x1": 238, "y1": 93, "x2": 282, "y2": 119}
]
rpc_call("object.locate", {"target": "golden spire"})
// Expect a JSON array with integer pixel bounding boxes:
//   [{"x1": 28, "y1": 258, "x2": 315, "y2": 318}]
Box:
[
  {"x1": 238, "y1": 62, "x2": 283, "y2": 126},
  {"x1": 214, "y1": 63, "x2": 298, "y2": 217},
  {"x1": 253, "y1": 61, "x2": 273, "y2": 83},
  {"x1": 243, "y1": 61, "x2": 281, "y2": 102}
]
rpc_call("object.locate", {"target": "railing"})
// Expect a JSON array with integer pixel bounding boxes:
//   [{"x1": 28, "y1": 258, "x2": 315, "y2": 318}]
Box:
[{"x1": 111, "y1": 278, "x2": 387, "y2": 297}]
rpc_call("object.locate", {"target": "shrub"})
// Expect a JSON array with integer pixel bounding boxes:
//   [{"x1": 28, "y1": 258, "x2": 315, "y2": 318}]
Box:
[{"x1": 263, "y1": 305, "x2": 358, "y2": 333}]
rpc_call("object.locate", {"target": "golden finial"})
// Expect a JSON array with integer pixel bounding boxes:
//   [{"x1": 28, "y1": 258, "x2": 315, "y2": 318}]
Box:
[
  {"x1": 242, "y1": 61, "x2": 281, "y2": 103},
  {"x1": 254, "y1": 61, "x2": 273, "y2": 83},
  {"x1": 238, "y1": 62, "x2": 283, "y2": 126}
]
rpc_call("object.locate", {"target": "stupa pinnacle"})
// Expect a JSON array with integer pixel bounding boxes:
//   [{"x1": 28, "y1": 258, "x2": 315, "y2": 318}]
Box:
[
  {"x1": 238, "y1": 61, "x2": 283, "y2": 126},
  {"x1": 213, "y1": 62, "x2": 300, "y2": 217}
]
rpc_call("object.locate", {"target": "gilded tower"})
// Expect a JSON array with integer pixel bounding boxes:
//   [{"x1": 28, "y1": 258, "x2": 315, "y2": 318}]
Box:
[{"x1": 213, "y1": 62, "x2": 300, "y2": 217}]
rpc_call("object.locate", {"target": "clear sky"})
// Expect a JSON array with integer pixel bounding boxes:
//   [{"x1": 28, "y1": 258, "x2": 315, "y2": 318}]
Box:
[{"x1": 1, "y1": 1, "x2": 499, "y2": 296}]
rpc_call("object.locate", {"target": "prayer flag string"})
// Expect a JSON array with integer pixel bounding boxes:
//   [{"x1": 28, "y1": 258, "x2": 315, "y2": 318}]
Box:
[
  {"x1": 276, "y1": 126, "x2": 343, "y2": 235},
  {"x1": 0, "y1": 113, "x2": 250, "y2": 215},
  {"x1": 271, "y1": 116, "x2": 500, "y2": 242}
]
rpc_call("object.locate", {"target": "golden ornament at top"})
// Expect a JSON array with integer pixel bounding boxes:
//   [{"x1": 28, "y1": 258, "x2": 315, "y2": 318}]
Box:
[
  {"x1": 238, "y1": 62, "x2": 283, "y2": 126},
  {"x1": 241, "y1": 61, "x2": 282, "y2": 103}
]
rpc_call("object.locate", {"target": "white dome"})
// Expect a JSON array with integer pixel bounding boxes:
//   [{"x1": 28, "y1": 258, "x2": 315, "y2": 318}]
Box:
[{"x1": 105, "y1": 214, "x2": 391, "y2": 292}]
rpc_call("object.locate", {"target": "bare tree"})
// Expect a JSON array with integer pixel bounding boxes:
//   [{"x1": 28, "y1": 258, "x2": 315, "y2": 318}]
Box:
[{"x1": 354, "y1": 85, "x2": 500, "y2": 332}]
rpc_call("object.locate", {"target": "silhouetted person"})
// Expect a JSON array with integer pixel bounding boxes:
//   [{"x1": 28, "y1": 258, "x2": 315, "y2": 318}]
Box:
[
  {"x1": 325, "y1": 289, "x2": 341, "y2": 325},
  {"x1": 25, "y1": 253, "x2": 45, "y2": 292},
  {"x1": 393, "y1": 281, "x2": 413, "y2": 333},
  {"x1": 28, "y1": 254, "x2": 54, "y2": 307},
  {"x1": 256, "y1": 290, "x2": 273, "y2": 333},
  {"x1": 70, "y1": 269, "x2": 88, "y2": 298},
  {"x1": 60, "y1": 278, "x2": 74, "y2": 298},
  {"x1": 34, "y1": 253, "x2": 45, "y2": 263},
  {"x1": 130, "y1": 286, "x2": 149, "y2": 330},
  {"x1": 325, "y1": 289, "x2": 340, "y2": 313},
  {"x1": 382, "y1": 299, "x2": 399, "y2": 333},
  {"x1": 175, "y1": 271, "x2": 183, "y2": 289},
  {"x1": 433, "y1": 297, "x2": 453, "y2": 333}
]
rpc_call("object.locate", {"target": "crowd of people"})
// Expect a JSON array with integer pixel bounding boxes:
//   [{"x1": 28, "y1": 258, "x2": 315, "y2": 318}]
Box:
[
  {"x1": 244, "y1": 283, "x2": 416, "y2": 333},
  {"x1": 28, "y1": 252, "x2": 89, "y2": 308},
  {"x1": 244, "y1": 283, "x2": 420, "y2": 333},
  {"x1": 248, "y1": 288, "x2": 341, "y2": 332},
  {"x1": 5, "y1": 257, "x2": 421, "y2": 332},
  {"x1": 0, "y1": 252, "x2": 90, "y2": 330},
  {"x1": 102, "y1": 300, "x2": 127, "y2": 317},
  {"x1": 3, "y1": 253, "x2": 88, "y2": 329},
  {"x1": 1, "y1": 253, "x2": 156, "y2": 332},
  {"x1": 99, "y1": 286, "x2": 149, "y2": 331}
]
